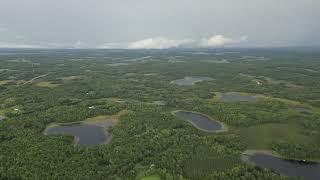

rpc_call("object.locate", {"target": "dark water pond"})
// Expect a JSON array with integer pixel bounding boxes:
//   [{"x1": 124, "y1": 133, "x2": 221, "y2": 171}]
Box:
[
  {"x1": 245, "y1": 153, "x2": 320, "y2": 180},
  {"x1": 174, "y1": 111, "x2": 225, "y2": 132},
  {"x1": 171, "y1": 76, "x2": 213, "y2": 86},
  {"x1": 220, "y1": 93, "x2": 258, "y2": 102},
  {"x1": 45, "y1": 123, "x2": 108, "y2": 146}
]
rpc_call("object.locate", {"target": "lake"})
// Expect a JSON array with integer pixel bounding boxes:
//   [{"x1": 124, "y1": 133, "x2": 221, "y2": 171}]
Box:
[
  {"x1": 220, "y1": 93, "x2": 258, "y2": 102},
  {"x1": 173, "y1": 111, "x2": 226, "y2": 132},
  {"x1": 171, "y1": 76, "x2": 213, "y2": 86},
  {"x1": 45, "y1": 123, "x2": 109, "y2": 146},
  {"x1": 243, "y1": 151, "x2": 320, "y2": 180}
]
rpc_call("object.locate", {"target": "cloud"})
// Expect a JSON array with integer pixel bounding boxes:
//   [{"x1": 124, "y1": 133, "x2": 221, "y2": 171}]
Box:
[
  {"x1": 1, "y1": 35, "x2": 248, "y2": 49},
  {"x1": 200, "y1": 35, "x2": 234, "y2": 47},
  {"x1": 97, "y1": 37, "x2": 194, "y2": 49},
  {"x1": 128, "y1": 37, "x2": 193, "y2": 49},
  {"x1": 199, "y1": 35, "x2": 248, "y2": 47}
]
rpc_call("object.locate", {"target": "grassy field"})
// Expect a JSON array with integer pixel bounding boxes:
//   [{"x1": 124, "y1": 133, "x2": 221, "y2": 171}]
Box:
[{"x1": 235, "y1": 123, "x2": 317, "y2": 149}]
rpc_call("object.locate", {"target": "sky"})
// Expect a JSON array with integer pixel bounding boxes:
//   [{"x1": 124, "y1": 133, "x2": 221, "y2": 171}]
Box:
[{"x1": 0, "y1": 0, "x2": 319, "y2": 49}]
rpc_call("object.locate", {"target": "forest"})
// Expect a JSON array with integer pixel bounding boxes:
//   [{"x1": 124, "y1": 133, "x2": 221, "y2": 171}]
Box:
[{"x1": 0, "y1": 48, "x2": 319, "y2": 179}]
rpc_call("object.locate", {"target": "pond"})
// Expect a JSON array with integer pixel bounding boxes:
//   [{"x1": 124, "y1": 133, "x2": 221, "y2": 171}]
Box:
[
  {"x1": 107, "y1": 63, "x2": 129, "y2": 66},
  {"x1": 295, "y1": 105, "x2": 313, "y2": 114},
  {"x1": 219, "y1": 93, "x2": 258, "y2": 102},
  {"x1": 171, "y1": 76, "x2": 213, "y2": 86},
  {"x1": 45, "y1": 123, "x2": 110, "y2": 146},
  {"x1": 242, "y1": 151, "x2": 320, "y2": 180},
  {"x1": 173, "y1": 111, "x2": 226, "y2": 132}
]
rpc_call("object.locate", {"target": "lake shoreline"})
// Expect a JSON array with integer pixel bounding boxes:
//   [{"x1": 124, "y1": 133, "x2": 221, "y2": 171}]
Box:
[
  {"x1": 43, "y1": 115, "x2": 120, "y2": 146},
  {"x1": 241, "y1": 149, "x2": 320, "y2": 164},
  {"x1": 172, "y1": 110, "x2": 228, "y2": 133}
]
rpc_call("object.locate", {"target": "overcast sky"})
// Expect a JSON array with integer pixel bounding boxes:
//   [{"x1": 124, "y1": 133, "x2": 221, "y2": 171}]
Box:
[{"x1": 0, "y1": 0, "x2": 319, "y2": 48}]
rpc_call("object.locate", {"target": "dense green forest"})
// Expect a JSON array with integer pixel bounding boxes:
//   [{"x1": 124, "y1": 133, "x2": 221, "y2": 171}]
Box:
[{"x1": 0, "y1": 48, "x2": 319, "y2": 179}]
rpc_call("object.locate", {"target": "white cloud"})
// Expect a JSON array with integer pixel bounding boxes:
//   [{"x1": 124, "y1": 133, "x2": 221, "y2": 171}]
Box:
[
  {"x1": 200, "y1": 35, "x2": 234, "y2": 47},
  {"x1": 0, "y1": 35, "x2": 248, "y2": 49},
  {"x1": 199, "y1": 35, "x2": 248, "y2": 47},
  {"x1": 98, "y1": 37, "x2": 194, "y2": 49},
  {"x1": 128, "y1": 37, "x2": 193, "y2": 49}
]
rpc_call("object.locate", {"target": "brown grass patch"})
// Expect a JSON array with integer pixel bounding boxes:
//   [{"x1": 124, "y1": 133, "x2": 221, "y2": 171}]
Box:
[{"x1": 36, "y1": 81, "x2": 59, "y2": 88}]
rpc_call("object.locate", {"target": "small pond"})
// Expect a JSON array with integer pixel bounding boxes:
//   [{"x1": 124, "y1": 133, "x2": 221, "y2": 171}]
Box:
[
  {"x1": 243, "y1": 152, "x2": 320, "y2": 180},
  {"x1": 171, "y1": 76, "x2": 213, "y2": 86},
  {"x1": 45, "y1": 123, "x2": 109, "y2": 146},
  {"x1": 173, "y1": 111, "x2": 226, "y2": 132},
  {"x1": 220, "y1": 93, "x2": 258, "y2": 102},
  {"x1": 107, "y1": 63, "x2": 129, "y2": 66},
  {"x1": 295, "y1": 105, "x2": 313, "y2": 114}
]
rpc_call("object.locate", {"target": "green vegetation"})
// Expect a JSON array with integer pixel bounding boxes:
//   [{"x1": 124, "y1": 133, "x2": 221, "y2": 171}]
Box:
[
  {"x1": 139, "y1": 175, "x2": 162, "y2": 180},
  {"x1": 0, "y1": 48, "x2": 320, "y2": 179},
  {"x1": 236, "y1": 123, "x2": 317, "y2": 150},
  {"x1": 272, "y1": 142, "x2": 320, "y2": 161}
]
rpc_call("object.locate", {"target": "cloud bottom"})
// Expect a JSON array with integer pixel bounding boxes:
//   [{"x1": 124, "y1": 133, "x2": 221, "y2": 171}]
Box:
[
  {"x1": 0, "y1": 35, "x2": 247, "y2": 49},
  {"x1": 103, "y1": 35, "x2": 247, "y2": 49}
]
